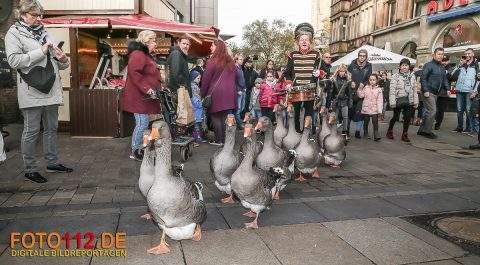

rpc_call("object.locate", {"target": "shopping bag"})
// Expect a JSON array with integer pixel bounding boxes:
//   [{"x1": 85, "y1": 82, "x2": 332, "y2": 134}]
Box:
[
  {"x1": 0, "y1": 131, "x2": 6, "y2": 162},
  {"x1": 176, "y1": 86, "x2": 195, "y2": 126}
]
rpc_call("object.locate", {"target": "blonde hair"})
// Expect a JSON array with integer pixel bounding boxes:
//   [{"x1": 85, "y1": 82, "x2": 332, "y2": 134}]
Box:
[
  {"x1": 332, "y1": 64, "x2": 350, "y2": 79},
  {"x1": 136, "y1": 30, "x2": 156, "y2": 45},
  {"x1": 234, "y1": 53, "x2": 244, "y2": 61},
  {"x1": 15, "y1": 0, "x2": 44, "y2": 20}
]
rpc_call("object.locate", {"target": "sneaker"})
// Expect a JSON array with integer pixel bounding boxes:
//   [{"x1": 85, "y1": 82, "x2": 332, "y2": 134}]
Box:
[
  {"x1": 417, "y1": 131, "x2": 428, "y2": 136},
  {"x1": 129, "y1": 149, "x2": 143, "y2": 161},
  {"x1": 452, "y1": 128, "x2": 463, "y2": 133},
  {"x1": 374, "y1": 137, "x2": 381, "y2": 142},
  {"x1": 401, "y1": 132, "x2": 410, "y2": 142},
  {"x1": 386, "y1": 129, "x2": 394, "y2": 140},
  {"x1": 46, "y1": 164, "x2": 73, "y2": 173},
  {"x1": 462, "y1": 129, "x2": 472, "y2": 133},
  {"x1": 24, "y1": 172, "x2": 47, "y2": 183},
  {"x1": 209, "y1": 141, "x2": 223, "y2": 146},
  {"x1": 434, "y1": 124, "x2": 440, "y2": 130}
]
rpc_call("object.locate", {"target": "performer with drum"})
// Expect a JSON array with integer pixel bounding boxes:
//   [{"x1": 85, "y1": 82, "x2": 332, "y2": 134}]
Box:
[{"x1": 284, "y1": 23, "x2": 322, "y2": 133}]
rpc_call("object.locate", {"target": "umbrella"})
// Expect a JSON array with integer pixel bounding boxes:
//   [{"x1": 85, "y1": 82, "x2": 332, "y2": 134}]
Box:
[{"x1": 331, "y1": 45, "x2": 416, "y2": 72}]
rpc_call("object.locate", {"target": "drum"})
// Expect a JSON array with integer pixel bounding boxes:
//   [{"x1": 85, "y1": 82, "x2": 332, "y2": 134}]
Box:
[{"x1": 290, "y1": 88, "x2": 315, "y2": 102}]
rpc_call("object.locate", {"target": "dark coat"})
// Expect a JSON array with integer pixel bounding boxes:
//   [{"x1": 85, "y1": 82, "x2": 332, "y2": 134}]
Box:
[
  {"x1": 122, "y1": 41, "x2": 161, "y2": 114},
  {"x1": 168, "y1": 46, "x2": 191, "y2": 95},
  {"x1": 420, "y1": 59, "x2": 449, "y2": 95},
  {"x1": 327, "y1": 76, "x2": 352, "y2": 110},
  {"x1": 320, "y1": 61, "x2": 332, "y2": 79},
  {"x1": 347, "y1": 59, "x2": 372, "y2": 89},
  {"x1": 201, "y1": 63, "x2": 238, "y2": 113},
  {"x1": 243, "y1": 66, "x2": 258, "y2": 90}
]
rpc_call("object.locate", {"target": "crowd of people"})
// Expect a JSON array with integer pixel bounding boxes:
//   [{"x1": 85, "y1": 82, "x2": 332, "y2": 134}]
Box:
[{"x1": 4, "y1": 0, "x2": 480, "y2": 184}]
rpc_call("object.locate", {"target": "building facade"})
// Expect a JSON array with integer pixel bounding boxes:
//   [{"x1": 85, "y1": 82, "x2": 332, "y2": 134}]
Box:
[
  {"x1": 311, "y1": 0, "x2": 332, "y2": 48},
  {"x1": 329, "y1": 0, "x2": 376, "y2": 59}
]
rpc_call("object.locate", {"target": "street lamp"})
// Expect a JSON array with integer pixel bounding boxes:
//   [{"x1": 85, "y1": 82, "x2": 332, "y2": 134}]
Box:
[{"x1": 314, "y1": 29, "x2": 330, "y2": 51}]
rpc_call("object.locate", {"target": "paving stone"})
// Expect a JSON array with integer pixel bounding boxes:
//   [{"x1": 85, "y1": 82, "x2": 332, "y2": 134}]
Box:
[
  {"x1": 0, "y1": 213, "x2": 119, "y2": 244},
  {"x1": 182, "y1": 229, "x2": 281, "y2": 265},
  {"x1": 382, "y1": 193, "x2": 480, "y2": 214},
  {"x1": 324, "y1": 218, "x2": 452, "y2": 265},
  {"x1": 1, "y1": 193, "x2": 32, "y2": 207},
  {"x1": 24, "y1": 195, "x2": 51, "y2": 206},
  {"x1": 202, "y1": 206, "x2": 230, "y2": 231},
  {"x1": 90, "y1": 233, "x2": 183, "y2": 265},
  {"x1": 116, "y1": 211, "x2": 159, "y2": 236},
  {"x1": 409, "y1": 260, "x2": 462, "y2": 264},
  {"x1": 0, "y1": 244, "x2": 7, "y2": 256},
  {"x1": 448, "y1": 191, "x2": 480, "y2": 204},
  {"x1": 53, "y1": 210, "x2": 88, "y2": 217},
  {"x1": 256, "y1": 223, "x2": 373, "y2": 265},
  {"x1": 436, "y1": 149, "x2": 480, "y2": 158},
  {"x1": 383, "y1": 217, "x2": 468, "y2": 258},
  {"x1": 16, "y1": 211, "x2": 53, "y2": 219},
  {"x1": 69, "y1": 194, "x2": 93, "y2": 204},
  {"x1": 305, "y1": 197, "x2": 411, "y2": 221},
  {"x1": 46, "y1": 198, "x2": 71, "y2": 206},
  {"x1": 218, "y1": 203, "x2": 326, "y2": 229},
  {"x1": 0, "y1": 214, "x2": 16, "y2": 220},
  {"x1": 87, "y1": 208, "x2": 120, "y2": 215},
  {"x1": 455, "y1": 255, "x2": 480, "y2": 265}
]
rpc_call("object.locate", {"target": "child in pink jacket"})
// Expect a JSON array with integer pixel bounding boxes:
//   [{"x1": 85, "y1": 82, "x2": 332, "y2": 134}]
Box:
[{"x1": 358, "y1": 74, "x2": 383, "y2": 141}]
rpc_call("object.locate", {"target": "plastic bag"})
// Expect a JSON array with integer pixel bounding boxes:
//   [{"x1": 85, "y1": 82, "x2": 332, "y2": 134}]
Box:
[{"x1": 0, "y1": 131, "x2": 6, "y2": 162}]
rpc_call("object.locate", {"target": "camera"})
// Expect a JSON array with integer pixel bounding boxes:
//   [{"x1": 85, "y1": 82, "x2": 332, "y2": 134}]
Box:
[{"x1": 461, "y1": 56, "x2": 467, "y2": 60}]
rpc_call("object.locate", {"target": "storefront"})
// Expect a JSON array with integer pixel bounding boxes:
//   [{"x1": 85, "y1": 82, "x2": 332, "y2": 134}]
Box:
[{"x1": 42, "y1": 14, "x2": 218, "y2": 137}]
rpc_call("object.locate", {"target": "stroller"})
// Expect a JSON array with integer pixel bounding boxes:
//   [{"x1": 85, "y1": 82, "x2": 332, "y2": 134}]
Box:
[{"x1": 154, "y1": 88, "x2": 195, "y2": 162}]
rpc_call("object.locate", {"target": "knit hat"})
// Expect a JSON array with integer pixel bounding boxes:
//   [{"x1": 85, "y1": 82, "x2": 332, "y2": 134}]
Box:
[
  {"x1": 399, "y1": 58, "x2": 411, "y2": 67},
  {"x1": 255, "y1": 78, "x2": 263, "y2": 84},
  {"x1": 190, "y1": 70, "x2": 201, "y2": 81},
  {"x1": 358, "y1": 49, "x2": 368, "y2": 57}
]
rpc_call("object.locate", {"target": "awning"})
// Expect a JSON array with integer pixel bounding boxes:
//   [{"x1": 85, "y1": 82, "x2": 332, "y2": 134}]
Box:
[
  {"x1": 427, "y1": 3, "x2": 480, "y2": 23},
  {"x1": 42, "y1": 17, "x2": 109, "y2": 28}
]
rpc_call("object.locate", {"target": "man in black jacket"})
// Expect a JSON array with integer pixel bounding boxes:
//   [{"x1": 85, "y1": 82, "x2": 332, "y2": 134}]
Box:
[
  {"x1": 168, "y1": 35, "x2": 192, "y2": 95},
  {"x1": 348, "y1": 49, "x2": 372, "y2": 138},
  {"x1": 418, "y1": 47, "x2": 450, "y2": 139},
  {"x1": 434, "y1": 55, "x2": 453, "y2": 130},
  {"x1": 243, "y1": 56, "x2": 258, "y2": 116}
]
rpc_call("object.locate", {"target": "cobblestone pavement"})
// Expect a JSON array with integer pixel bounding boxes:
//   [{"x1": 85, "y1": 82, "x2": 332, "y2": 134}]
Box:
[{"x1": 0, "y1": 113, "x2": 479, "y2": 264}]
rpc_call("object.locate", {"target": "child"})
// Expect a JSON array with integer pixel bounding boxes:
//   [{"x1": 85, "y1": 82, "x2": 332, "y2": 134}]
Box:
[
  {"x1": 258, "y1": 70, "x2": 280, "y2": 121},
  {"x1": 190, "y1": 71, "x2": 206, "y2": 145},
  {"x1": 249, "y1": 78, "x2": 263, "y2": 123},
  {"x1": 358, "y1": 74, "x2": 383, "y2": 141}
]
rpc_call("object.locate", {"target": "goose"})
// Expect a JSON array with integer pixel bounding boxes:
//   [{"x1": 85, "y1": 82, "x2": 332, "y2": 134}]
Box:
[
  {"x1": 323, "y1": 113, "x2": 346, "y2": 168},
  {"x1": 230, "y1": 124, "x2": 282, "y2": 229},
  {"x1": 281, "y1": 104, "x2": 301, "y2": 151},
  {"x1": 240, "y1": 112, "x2": 263, "y2": 157},
  {"x1": 273, "y1": 104, "x2": 288, "y2": 147},
  {"x1": 210, "y1": 114, "x2": 242, "y2": 203},
  {"x1": 317, "y1": 111, "x2": 333, "y2": 154},
  {"x1": 146, "y1": 121, "x2": 207, "y2": 255},
  {"x1": 294, "y1": 116, "x2": 321, "y2": 182}
]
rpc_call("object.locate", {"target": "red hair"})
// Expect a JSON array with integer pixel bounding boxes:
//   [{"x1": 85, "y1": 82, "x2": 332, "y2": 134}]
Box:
[{"x1": 208, "y1": 40, "x2": 235, "y2": 70}]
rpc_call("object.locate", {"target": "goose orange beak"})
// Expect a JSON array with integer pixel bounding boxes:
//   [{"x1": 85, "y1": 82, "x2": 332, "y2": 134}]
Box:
[
  {"x1": 244, "y1": 127, "x2": 252, "y2": 138},
  {"x1": 287, "y1": 105, "x2": 293, "y2": 112},
  {"x1": 149, "y1": 127, "x2": 160, "y2": 140},
  {"x1": 227, "y1": 117, "x2": 235, "y2": 127},
  {"x1": 143, "y1": 134, "x2": 150, "y2": 147},
  {"x1": 243, "y1": 115, "x2": 250, "y2": 123},
  {"x1": 304, "y1": 118, "x2": 312, "y2": 128},
  {"x1": 328, "y1": 116, "x2": 335, "y2": 125},
  {"x1": 255, "y1": 121, "x2": 262, "y2": 131}
]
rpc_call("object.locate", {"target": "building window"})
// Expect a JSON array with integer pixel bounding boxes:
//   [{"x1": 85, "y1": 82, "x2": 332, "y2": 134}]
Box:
[
  {"x1": 342, "y1": 18, "x2": 347, "y2": 41},
  {"x1": 389, "y1": 1, "x2": 397, "y2": 26},
  {"x1": 401, "y1": 42, "x2": 417, "y2": 59},
  {"x1": 177, "y1": 11, "x2": 184, "y2": 23}
]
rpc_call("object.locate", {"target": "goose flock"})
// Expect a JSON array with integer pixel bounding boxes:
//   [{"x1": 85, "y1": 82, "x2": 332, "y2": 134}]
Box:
[{"x1": 138, "y1": 105, "x2": 346, "y2": 255}]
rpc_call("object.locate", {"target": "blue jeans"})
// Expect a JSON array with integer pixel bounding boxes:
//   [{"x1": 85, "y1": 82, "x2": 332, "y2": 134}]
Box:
[
  {"x1": 251, "y1": 109, "x2": 262, "y2": 123},
  {"x1": 235, "y1": 93, "x2": 246, "y2": 127},
  {"x1": 312, "y1": 110, "x2": 318, "y2": 133},
  {"x1": 472, "y1": 116, "x2": 479, "y2": 133},
  {"x1": 382, "y1": 101, "x2": 388, "y2": 116},
  {"x1": 132, "y1": 113, "x2": 150, "y2": 151},
  {"x1": 456, "y1": 92, "x2": 472, "y2": 130}
]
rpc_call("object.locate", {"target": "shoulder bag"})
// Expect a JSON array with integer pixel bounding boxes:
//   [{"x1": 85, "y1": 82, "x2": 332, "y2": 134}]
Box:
[{"x1": 202, "y1": 68, "x2": 225, "y2": 108}]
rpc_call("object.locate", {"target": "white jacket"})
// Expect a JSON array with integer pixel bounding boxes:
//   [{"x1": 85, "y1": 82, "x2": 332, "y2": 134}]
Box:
[{"x1": 5, "y1": 22, "x2": 70, "y2": 109}]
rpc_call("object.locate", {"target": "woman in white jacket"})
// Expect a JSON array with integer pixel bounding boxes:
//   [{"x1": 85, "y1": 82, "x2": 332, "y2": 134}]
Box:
[
  {"x1": 5, "y1": 0, "x2": 72, "y2": 183},
  {"x1": 386, "y1": 59, "x2": 419, "y2": 142}
]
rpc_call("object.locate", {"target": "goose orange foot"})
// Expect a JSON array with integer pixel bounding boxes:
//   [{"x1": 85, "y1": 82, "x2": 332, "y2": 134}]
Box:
[
  {"x1": 330, "y1": 164, "x2": 340, "y2": 168},
  {"x1": 221, "y1": 194, "x2": 235, "y2": 204},
  {"x1": 147, "y1": 231, "x2": 170, "y2": 255},
  {"x1": 141, "y1": 212, "x2": 152, "y2": 220},
  {"x1": 245, "y1": 213, "x2": 259, "y2": 229},
  {"x1": 192, "y1": 224, "x2": 202, "y2": 241},
  {"x1": 295, "y1": 175, "x2": 307, "y2": 182},
  {"x1": 273, "y1": 190, "x2": 280, "y2": 200},
  {"x1": 243, "y1": 211, "x2": 257, "y2": 218},
  {"x1": 311, "y1": 168, "x2": 320, "y2": 178}
]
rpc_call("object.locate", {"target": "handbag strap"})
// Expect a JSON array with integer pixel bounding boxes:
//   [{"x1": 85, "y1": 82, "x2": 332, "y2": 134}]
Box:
[{"x1": 208, "y1": 68, "x2": 226, "y2": 96}]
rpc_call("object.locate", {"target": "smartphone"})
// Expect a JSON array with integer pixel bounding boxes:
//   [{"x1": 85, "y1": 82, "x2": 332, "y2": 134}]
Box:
[{"x1": 57, "y1": 41, "x2": 65, "y2": 49}]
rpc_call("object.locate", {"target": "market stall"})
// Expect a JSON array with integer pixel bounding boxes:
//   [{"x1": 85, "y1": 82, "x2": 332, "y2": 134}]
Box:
[{"x1": 42, "y1": 14, "x2": 218, "y2": 137}]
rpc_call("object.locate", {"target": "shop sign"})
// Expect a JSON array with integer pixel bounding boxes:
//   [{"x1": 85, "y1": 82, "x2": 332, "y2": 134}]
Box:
[
  {"x1": 443, "y1": 20, "x2": 480, "y2": 47},
  {"x1": 427, "y1": 0, "x2": 470, "y2": 15}
]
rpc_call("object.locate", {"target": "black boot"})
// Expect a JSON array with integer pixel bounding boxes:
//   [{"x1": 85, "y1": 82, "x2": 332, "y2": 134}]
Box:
[{"x1": 355, "y1": 131, "x2": 361, "y2": 139}]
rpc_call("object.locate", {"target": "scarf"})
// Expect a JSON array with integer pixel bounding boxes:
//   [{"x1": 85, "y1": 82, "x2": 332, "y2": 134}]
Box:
[
  {"x1": 18, "y1": 20, "x2": 45, "y2": 43},
  {"x1": 266, "y1": 79, "x2": 277, "y2": 88},
  {"x1": 400, "y1": 71, "x2": 413, "y2": 94},
  {"x1": 356, "y1": 59, "x2": 367, "y2": 69}
]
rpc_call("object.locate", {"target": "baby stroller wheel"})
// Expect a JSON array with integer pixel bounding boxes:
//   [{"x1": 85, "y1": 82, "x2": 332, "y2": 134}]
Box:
[
  {"x1": 180, "y1": 147, "x2": 189, "y2": 162},
  {"x1": 188, "y1": 142, "x2": 194, "y2": 156}
]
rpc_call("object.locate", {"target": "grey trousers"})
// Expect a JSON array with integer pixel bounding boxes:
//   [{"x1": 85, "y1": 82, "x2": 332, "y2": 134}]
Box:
[
  {"x1": 419, "y1": 93, "x2": 437, "y2": 134},
  {"x1": 21, "y1": 105, "x2": 59, "y2": 173}
]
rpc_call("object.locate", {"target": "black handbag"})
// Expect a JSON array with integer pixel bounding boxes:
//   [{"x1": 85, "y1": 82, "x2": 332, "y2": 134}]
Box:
[
  {"x1": 18, "y1": 52, "x2": 56, "y2": 94},
  {"x1": 396, "y1": 96, "x2": 409, "y2": 108},
  {"x1": 203, "y1": 68, "x2": 225, "y2": 108}
]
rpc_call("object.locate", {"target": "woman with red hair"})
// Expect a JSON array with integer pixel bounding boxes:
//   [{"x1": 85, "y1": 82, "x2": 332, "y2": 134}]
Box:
[{"x1": 201, "y1": 40, "x2": 239, "y2": 145}]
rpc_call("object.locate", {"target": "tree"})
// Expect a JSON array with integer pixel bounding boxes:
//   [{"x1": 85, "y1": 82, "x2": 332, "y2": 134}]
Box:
[{"x1": 241, "y1": 19, "x2": 295, "y2": 68}]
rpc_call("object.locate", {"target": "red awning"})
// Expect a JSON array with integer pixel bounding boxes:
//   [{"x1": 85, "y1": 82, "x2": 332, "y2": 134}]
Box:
[{"x1": 42, "y1": 17, "x2": 109, "y2": 28}]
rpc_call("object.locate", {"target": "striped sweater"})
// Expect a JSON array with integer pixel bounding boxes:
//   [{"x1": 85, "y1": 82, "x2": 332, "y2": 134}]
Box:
[{"x1": 284, "y1": 50, "x2": 321, "y2": 86}]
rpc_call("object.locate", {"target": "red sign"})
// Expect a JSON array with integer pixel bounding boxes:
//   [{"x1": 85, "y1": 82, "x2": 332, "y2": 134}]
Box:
[
  {"x1": 427, "y1": 0, "x2": 469, "y2": 15},
  {"x1": 443, "y1": 20, "x2": 480, "y2": 48}
]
